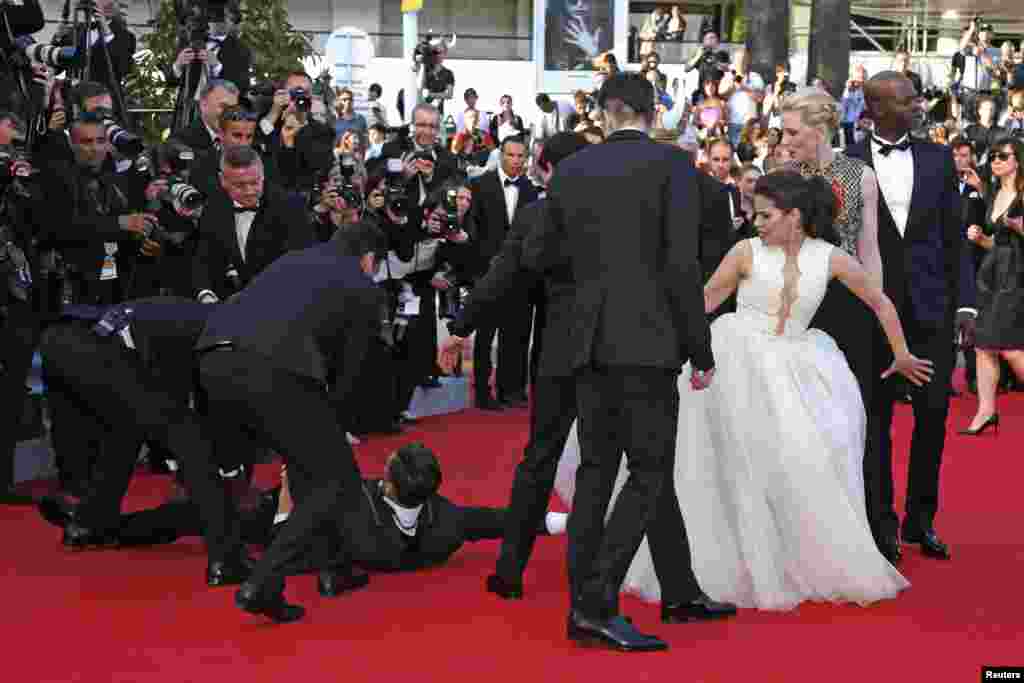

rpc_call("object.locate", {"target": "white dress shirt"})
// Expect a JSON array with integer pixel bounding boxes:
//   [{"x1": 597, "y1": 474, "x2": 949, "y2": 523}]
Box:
[
  {"x1": 497, "y1": 167, "x2": 521, "y2": 225},
  {"x1": 234, "y1": 203, "x2": 257, "y2": 261},
  {"x1": 871, "y1": 134, "x2": 914, "y2": 237}
]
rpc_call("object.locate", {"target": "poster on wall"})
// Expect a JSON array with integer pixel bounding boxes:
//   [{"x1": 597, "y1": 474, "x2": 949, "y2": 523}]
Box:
[
  {"x1": 534, "y1": 0, "x2": 625, "y2": 95},
  {"x1": 324, "y1": 27, "x2": 375, "y2": 116}
]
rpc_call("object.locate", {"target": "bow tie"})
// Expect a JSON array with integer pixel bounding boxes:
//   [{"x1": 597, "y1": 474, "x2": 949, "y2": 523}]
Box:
[
  {"x1": 873, "y1": 136, "x2": 912, "y2": 156},
  {"x1": 234, "y1": 204, "x2": 259, "y2": 214},
  {"x1": 504, "y1": 177, "x2": 521, "y2": 188}
]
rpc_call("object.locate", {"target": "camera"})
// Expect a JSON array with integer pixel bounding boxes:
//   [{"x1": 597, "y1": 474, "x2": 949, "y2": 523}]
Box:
[
  {"x1": 384, "y1": 158, "x2": 410, "y2": 216},
  {"x1": 0, "y1": 146, "x2": 37, "y2": 200},
  {"x1": 176, "y1": 0, "x2": 229, "y2": 50},
  {"x1": 413, "y1": 36, "x2": 439, "y2": 70},
  {"x1": 289, "y1": 87, "x2": 311, "y2": 114},
  {"x1": 14, "y1": 37, "x2": 78, "y2": 71},
  {"x1": 0, "y1": 225, "x2": 32, "y2": 304},
  {"x1": 337, "y1": 155, "x2": 362, "y2": 208},
  {"x1": 103, "y1": 119, "x2": 144, "y2": 157}
]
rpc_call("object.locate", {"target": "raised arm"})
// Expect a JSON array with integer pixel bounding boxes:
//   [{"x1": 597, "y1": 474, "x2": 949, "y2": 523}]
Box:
[
  {"x1": 829, "y1": 248, "x2": 933, "y2": 385},
  {"x1": 856, "y1": 166, "x2": 884, "y2": 290},
  {"x1": 703, "y1": 240, "x2": 751, "y2": 314}
]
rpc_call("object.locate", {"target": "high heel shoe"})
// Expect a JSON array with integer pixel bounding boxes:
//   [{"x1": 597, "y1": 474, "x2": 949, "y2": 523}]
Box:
[{"x1": 958, "y1": 413, "x2": 1000, "y2": 436}]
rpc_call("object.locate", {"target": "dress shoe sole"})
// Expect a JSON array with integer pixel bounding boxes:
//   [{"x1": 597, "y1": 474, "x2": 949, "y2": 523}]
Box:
[
  {"x1": 567, "y1": 623, "x2": 667, "y2": 652},
  {"x1": 485, "y1": 578, "x2": 524, "y2": 600},
  {"x1": 235, "y1": 591, "x2": 306, "y2": 623},
  {"x1": 661, "y1": 609, "x2": 737, "y2": 624}
]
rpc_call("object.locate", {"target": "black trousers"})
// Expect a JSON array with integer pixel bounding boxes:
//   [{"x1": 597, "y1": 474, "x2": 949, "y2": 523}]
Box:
[
  {"x1": 494, "y1": 373, "x2": 577, "y2": 580},
  {"x1": 0, "y1": 302, "x2": 40, "y2": 493},
  {"x1": 473, "y1": 290, "x2": 533, "y2": 401},
  {"x1": 869, "y1": 314, "x2": 956, "y2": 536},
  {"x1": 198, "y1": 349, "x2": 365, "y2": 588},
  {"x1": 39, "y1": 323, "x2": 219, "y2": 531},
  {"x1": 571, "y1": 365, "x2": 698, "y2": 618}
]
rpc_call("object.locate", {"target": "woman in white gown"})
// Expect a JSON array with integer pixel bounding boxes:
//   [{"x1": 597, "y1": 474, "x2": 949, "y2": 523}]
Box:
[{"x1": 556, "y1": 172, "x2": 933, "y2": 610}]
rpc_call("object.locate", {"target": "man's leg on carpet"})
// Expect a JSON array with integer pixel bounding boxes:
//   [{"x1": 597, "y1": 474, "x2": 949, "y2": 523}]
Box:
[{"x1": 494, "y1": 374, "x2": 576, "y2": 581}]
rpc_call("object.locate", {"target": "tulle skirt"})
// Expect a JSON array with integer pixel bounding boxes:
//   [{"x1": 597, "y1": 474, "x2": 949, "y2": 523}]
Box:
[{"x1": 555, "y1": 313, "x2": 909, "y2": 610}]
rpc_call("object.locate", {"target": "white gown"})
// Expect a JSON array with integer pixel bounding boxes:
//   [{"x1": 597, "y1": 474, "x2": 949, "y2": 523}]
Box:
[{"x1": 555, "y1": 237, "x2": 909, "y2": 610}]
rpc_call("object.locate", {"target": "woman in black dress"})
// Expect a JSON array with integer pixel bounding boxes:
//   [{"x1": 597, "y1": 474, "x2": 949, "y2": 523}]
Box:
[{"x1": 961, "y1": 136, "x2": 1024, "y2": 435}]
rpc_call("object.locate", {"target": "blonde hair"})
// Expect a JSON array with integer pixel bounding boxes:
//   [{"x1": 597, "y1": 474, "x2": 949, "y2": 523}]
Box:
[{"x1": 779, "y1": 86, "x2": 841, "y2": 141}]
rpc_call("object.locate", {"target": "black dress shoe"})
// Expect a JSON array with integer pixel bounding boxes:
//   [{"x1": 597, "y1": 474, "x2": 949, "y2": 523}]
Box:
[
  {"x1": 661, "y1": 593, "x2": 737, "y2": 623},
  {"x1": 877, "y1": 534, "x2": 903, "y2": 565},
  {"x1": 567, "y1": 610, "x2": 668, "y2": 652},
  {"x1": 902, "y1": 527, "x2": 951, "y2": 559},
  {"x1": 207, "y1": 556, "x2": 255, "y2": 587},
  {"x1": 235, "y1": 582, "x2": 305, "y2": 623},
  {"x1": 38, "y1": 495, "x2": 76, "y2": 528},
  {"x1": 486, "y1": 574, "x2": 524, "y2": 600},
  {"x1": 317, "y1": 569, "x2": 370, "y2": 597},
  {"x1": 63, "y1": 522, "x2": 119, "y2": 550}
]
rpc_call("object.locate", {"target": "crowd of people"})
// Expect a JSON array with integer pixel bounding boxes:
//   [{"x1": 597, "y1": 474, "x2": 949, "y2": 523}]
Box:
[{"x1": 0, "y1": 0, "x2": 1021, "y2": 652}]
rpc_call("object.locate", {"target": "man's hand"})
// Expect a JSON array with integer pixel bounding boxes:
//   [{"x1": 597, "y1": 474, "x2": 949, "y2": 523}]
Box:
[
  {"x1": 9, "y1": 160, "x2": 33, "y2": 178},
  {"x1": 48, "y1": 108, "x2": 66, "y2": 132},
  {"x1": 140, "y1": 238, "x2": 162, "y2": 258},
  {"x1": 967, "y1": 224, "x2": 985, "y2": 243},
  {"x1": 144, "y1": 179, "x2": 169, "y2": 202},
  {"x1": 957, "y1": 310, "x2": 977, "y2": 349},
  {"x1": 448, "y1": 229, "x2": 469, "y2": 243},
  {"x1": 690, "y1": 366, "x2": 715, "y2": 391},
  {"x1": 962, "y1": 167, "x2": 984, "y2": 191},
  {"x1": 402, "y1": 157, "x2": 419, "y2": 179},
  {"x1": 1007, "y1": 215, "x2": 1024, "y2": 237},
  {"x1": 425, "y1": 207, "x2": 446, "y2": 235},
  {"x1": 118, "y1": 213, "x2": 151, "y2": 237},
  {"x1": 438, "y1": 335, "x2": 466, "y2": 375},
  {"x1": 414, "y1": 158, "x2": 435, "y2": 180},
  {"x1": 430, "y1": 274, "x2": 451, "y2": 290},
  {"x1": 175, "y1": 48, "x2": 197, "y2": 70}
]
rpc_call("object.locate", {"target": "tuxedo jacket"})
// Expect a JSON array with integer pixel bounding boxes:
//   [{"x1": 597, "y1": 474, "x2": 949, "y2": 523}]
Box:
[
  {"x1": 961, "y1": 182, "x2": 989, "y2": 268},
  {"x1": 846, "y1": 139, "x2": 976, "y2": 327},
  {"x1": 468, "y1": 170, "x2": 541, "y2": 278},
  {"x1": 191, "y1": 183, "x2": 314, "y2": 300},
  {"x1": 522, "y1": 129, "x2": 712, "y2": 374},
  {"x1": 196, "y1": 239, "x2": 384, "y2": 417}
]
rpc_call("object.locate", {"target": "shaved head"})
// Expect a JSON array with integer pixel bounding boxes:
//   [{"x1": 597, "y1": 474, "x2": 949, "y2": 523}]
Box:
[{"x1": 864, "y1": 70, "x2": 912, "y2": 106}]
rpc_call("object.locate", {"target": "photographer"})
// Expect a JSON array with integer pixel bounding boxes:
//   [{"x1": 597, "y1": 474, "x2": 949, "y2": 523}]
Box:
[
  {"x1": 132, "y1": 139, "x2": 204, "y2": 298},
  {"x1": 0, "y1": 109, "x2": 42, "y2": 504},
  {"x1": 419, "y1": 40, "x2": 455, "y2": 118},
  {"x1": 36, "y1": 113, "x2": 160, "y2": 494},
  {"x1": 311, "y1": 159, "x2": 365, "y2": 242},
  {"x1": 0, "y1": 0, "x2": 44, "y2": 114},
  {"x1": 192, "y1": 145, "x2": 313, "y2": 304},
  {"x1": 333, "y1": 87, "x2": 367, "y2": 143},
  {"x1": 955, "y1": 19, "x2": 1002, "y2": 123},
  {"x1": 256, "y1": 71, "x2": 334, "y2": 195},
  {"x1": 376, "y1": 173, "x2": 472, "y2": 420},
  {"x1": 168, "y1": 0, "x2": 252, "y2": 104},
  {"x1": 51, "y1": 0, "x2": 136, "y2": 93},
  {"x1": 762, "y1": 61, "x2": 797, "y2": 128},
  {"x1": 685, "y1": 26, "x2": 730, "y2": 103}
]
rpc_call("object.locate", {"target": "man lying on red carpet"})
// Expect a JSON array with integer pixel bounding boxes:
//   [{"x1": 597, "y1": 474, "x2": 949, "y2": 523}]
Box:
[{"x1": 40, "y1": 443, "x2": 567, "y2": 591}]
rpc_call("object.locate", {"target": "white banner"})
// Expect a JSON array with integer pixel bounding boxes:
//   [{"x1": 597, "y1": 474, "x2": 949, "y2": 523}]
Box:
[
  {"x1": 533, "y1": 0, "x2": 627, "y2": 96},
  {"x1": 324, "y1": 27, "x2": 376, "y2": 117}
]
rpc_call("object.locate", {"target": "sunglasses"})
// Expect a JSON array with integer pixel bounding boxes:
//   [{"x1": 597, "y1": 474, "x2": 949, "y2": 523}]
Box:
[
  {"x1": 221, "y1": 108, "x2": 259, "y2": 122},
  {"x1": 993, "y1": 152, "x2": 1016, "y2": 162}
]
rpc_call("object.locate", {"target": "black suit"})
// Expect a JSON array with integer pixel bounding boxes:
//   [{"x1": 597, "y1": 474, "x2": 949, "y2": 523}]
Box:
[
  {"x1": 846, "y1": 139, "x2": 976, "y2": 541},
  {"x1": 696, "y1": 173, "x2": 739, "y2": 315},
  {"x1": 960, "y1": 181, "x2": 988, "y2": 387},
  {"x1": 194, "y1": 240, "x2": 383, "y2": 591},
  {"x1": 39, "y1": 299, "x2": 217, "y2": 530},
  {"x1": 467, "y1": 170, "x2": 541, "y2": 402},
  {"x1": 451, "y1": 198, "x2": 578, "y2": 580},
  {"x1": 117, "y1": 480, "x2": 512, "y2": 574},
  {"x1": 523, "y1": 129, "x2": 711, "y2": 618},
  {"x1": 192, "y1": 183, "x2": 314, "y2": 300}
]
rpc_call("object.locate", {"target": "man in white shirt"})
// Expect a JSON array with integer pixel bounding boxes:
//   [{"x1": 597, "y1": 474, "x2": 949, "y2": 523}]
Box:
[{"x1": 853, "y1": 71, "x2": 978, "y2": 565}]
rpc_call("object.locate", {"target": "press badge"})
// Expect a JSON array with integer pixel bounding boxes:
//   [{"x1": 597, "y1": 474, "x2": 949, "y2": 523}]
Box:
[
  {"x1": 100, "y1": 242, "x2": 118, "y2": 280},
  {"x1": 401, "y1": 295, "x2": 421, "y2": 317}
]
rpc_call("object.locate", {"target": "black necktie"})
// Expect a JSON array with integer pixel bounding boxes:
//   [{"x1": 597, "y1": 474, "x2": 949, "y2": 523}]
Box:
[
  {"x1": 504, "y1": 177, "x2": 520, "y2": 188},
  {"x1": 873, "y1": 136, "x2": 912, "y2": 156}
]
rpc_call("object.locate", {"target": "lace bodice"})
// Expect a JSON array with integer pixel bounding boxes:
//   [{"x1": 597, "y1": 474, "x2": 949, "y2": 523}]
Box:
[
  {"x1": 786, "y1": 154, "x2": 866, "y2": 258},
  {"x1": 736, "y1": 238, "x2": 834, "y2": 337}
]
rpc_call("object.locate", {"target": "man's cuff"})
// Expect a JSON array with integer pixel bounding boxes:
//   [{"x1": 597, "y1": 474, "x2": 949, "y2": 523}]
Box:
[
  {"x1": 259, "y1": 117, "x2": 276, "y2": 136},
  {"x1": 172, "y1": 61, "x2": 183, "y2": 78},
  {"x1": 197, "y1": 290, "x2": 218, "y2": 303},
  {"x1": 957, "y1": 307, "x2": 978, "y2": 317}
]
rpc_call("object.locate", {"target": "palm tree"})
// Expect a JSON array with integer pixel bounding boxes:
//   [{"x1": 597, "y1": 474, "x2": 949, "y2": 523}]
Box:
[
  {"x1": 807, "y1": 0, "x2": 851, "y2": 97},
  {"x1": 746, "y1": 0, "x2": 790, "y2": 81}
]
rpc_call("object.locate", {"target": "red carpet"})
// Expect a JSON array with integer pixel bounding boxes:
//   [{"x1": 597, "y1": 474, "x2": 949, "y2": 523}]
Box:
[{"x1": 2, "y1": 378, "x2": 1022, "y2": 682}]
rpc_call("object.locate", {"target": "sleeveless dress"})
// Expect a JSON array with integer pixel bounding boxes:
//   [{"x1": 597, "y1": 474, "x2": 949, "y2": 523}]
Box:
[
  {"x1": 975, "y1": 194, "x2": 1024, "y2": 349},
  {"x1": 555, "y1": 238, "x2": 909, "y2": 610}
]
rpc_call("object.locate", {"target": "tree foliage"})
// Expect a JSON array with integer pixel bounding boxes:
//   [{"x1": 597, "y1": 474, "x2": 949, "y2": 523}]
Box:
[{"x1": 124, "y1": 0, "x2": 315, "y2": 143}]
